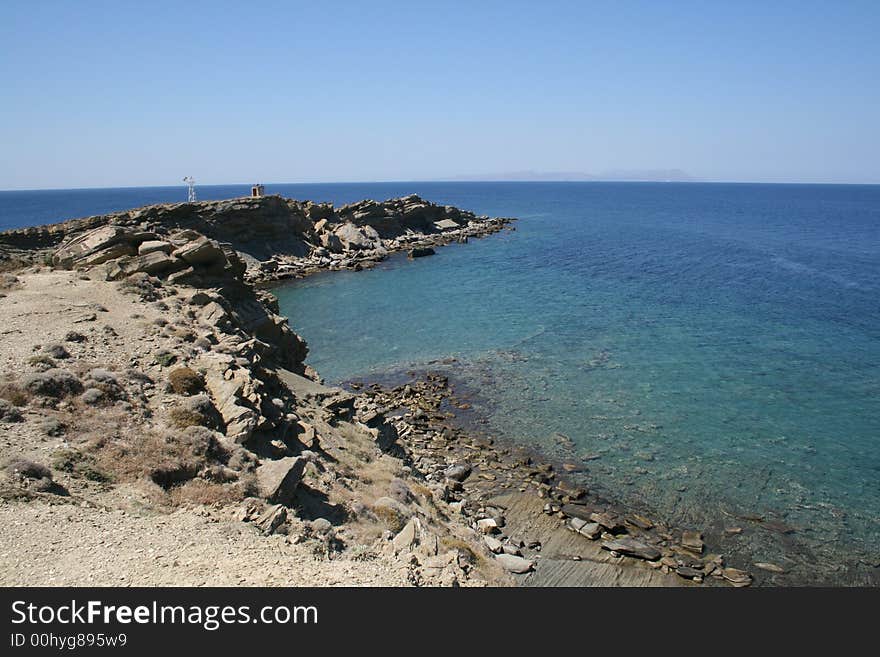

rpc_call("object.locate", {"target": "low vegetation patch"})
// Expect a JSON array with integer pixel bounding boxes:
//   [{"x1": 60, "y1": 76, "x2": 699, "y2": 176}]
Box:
[
  {"x1": 168, "y1": 367, "x2": 204, "y2": 395},
  {"x1": 0, "y1": 382, "x2": 30, "y2": 406}
]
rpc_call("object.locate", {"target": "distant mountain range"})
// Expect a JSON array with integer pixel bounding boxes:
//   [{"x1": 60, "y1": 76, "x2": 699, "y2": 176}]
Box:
[{"x1": 445, "y1": 169, "x2": 698, "y2": 182}]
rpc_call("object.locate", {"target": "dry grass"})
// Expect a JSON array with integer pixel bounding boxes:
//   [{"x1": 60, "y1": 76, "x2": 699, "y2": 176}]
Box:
[
  {"x1": 168, "y1": 407, "x2": 205, "y2": 429},
  {"x1": 0, "y1": 273, "x2": 21, "y2": 291},
  {"x1": 440, "y1": 536, "x2": 481, "y2": 567},
  {"x1": 51, "y1": 448, "x2": 113, "y2": 483},
  {"x1": 372, "y1": 505, "x2": 406, "y2": 533},
  {"x1": 0, "y1": 382, "x2": 30, "y2": 407},
  {"x1": 27, "y1": 354, "x2": 56, "y2": 369},
  {"x1": 168, "y1": 475, "x2": 255, "y2": 507},
  {"x1": 5, "y1": 459, "x2": 52, "y2": 481}
]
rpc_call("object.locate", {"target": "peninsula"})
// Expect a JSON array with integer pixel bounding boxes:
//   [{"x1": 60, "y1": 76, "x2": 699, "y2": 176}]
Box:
[{"x1": 0, "y1": 194, "x2": 750, "y2": 587}]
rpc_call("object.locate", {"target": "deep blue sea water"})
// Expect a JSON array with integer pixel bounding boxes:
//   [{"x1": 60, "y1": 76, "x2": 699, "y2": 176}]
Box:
[{"x1": 3, "y1": 182, "x2": 879, "y2": 582}]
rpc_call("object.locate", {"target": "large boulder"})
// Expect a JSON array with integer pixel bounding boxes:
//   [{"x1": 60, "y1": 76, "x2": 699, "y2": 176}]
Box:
[
  {"x1": 203, "y1": 368, "x2": 259, "y2": 444},
  {"x1": 334, "y1": 222, "x2": 380, "y2": 251},
  {"x1": 52, "y1": 226, "x2": 151, "y2": 268},
  {"x1": 256, "y1": 456, "x2": 308, "y2": 503},
  {"x1": 105, "y1": 251, "x2": 181, "y2": 280},
  {"x1": 319, "y1": 231, "x2": 343, "y2": 253},
  {"x1": 173, "y1": 236, "x2": 226, "y2": 267},
  {"x1": 495, "y1": 553, "x2": 534, "y2": 574}
]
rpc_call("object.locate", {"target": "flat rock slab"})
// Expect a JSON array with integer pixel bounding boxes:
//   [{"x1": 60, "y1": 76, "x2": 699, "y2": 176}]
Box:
[
  {"x1": 496, "y1": 554, "x2": 534, "y2": 574},
  {"x1": 485, "y1": 493, "x2": 688, "y2": 587},
  {"x1": 602, "y1": 538, "x2": 661, "y2": 561}
]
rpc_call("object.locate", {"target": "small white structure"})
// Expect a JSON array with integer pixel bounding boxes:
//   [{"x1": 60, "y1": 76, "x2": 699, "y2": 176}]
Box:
[
  {"x1": 183, "y1": 176, "x2": 196, "y2": 202},
  {"x1": 183, "y1": 176, "x2": 196, "y2": 203},
  {"x1": 251, "y1": 184, "x2": 265, "y2": 198}
]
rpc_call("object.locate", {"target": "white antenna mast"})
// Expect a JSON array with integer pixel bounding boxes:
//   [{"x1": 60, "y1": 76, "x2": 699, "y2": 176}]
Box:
[{"x1": 183, "y1": 176, "x2": 196, "y2": 202}]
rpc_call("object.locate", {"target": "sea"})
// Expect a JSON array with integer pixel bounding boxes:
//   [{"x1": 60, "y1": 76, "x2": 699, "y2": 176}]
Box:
[{"x1": 2, "y1": 181, "x2": 879, "y2": 584}]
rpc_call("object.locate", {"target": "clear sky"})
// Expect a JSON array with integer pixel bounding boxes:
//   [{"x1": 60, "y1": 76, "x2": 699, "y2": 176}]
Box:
[{"x1": 2, "y1": 0, "x2": 878, "y2": 189}]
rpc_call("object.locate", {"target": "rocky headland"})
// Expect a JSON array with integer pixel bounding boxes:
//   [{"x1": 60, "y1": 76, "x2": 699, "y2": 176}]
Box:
[{"x1": 0, "y1": 194, "x2": 754, "y2": 587}]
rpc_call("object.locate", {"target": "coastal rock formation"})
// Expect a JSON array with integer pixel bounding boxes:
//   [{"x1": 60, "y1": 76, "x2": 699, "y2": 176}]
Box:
[
  {"x1": 0, "y1": 193, "x2": 520, "y2": 588},
  {"x1": 0, "y1": 194, "x2": 514, "y2": 284}
]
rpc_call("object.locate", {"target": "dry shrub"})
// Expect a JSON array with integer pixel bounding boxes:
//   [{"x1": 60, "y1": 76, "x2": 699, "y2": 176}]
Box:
[
  {"x1": 0, "y1": 382, "x2": 30, "y2": 407},
  {"x1": 372, "y1": 505, "x2": 406, "y2": 533},
  {"x1": 0, "y1": 273, "x2": 21, "y2": 291},
  {"x1": 168, "y1": 475, "x2": 255, "y2": 507},
  {"x1": 440, "y1": 537, "x2": 481, "y2": 567},
  {"x1": 27, "y1": 354, "x2": 56, "y2": 370},
  {"x1": 21, "y1": 369, "x2": 83, "y2": 398},
  {"x1": 51, "y1": 448, "x2": 113, "y2": 483},
  {"x1": 87, "y1": 426, "x2": 222, "y2": 488},
  {"x1": 168, "y1": 407, "x2": 204, "y2": 429},
  {"x1": 5, "y1": 458, "x2": 51, "y2": 480},
  {"x1": 0, "y1": 399, "x2": 23, "y2": 423},
  {"x1": 168, "y1": 367, "x2": 203, "y2": 395}
]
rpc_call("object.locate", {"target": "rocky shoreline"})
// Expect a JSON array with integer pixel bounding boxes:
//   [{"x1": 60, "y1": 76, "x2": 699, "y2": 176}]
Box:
[
  {"x1": 0, "y1": 193, "x2": 514, "y2": 287},
  {"x1": 346, "y1": 370, "x2": 755, "y2": 586},
  {"x1": 0, "y1": 193, "x2": 755, "y2": 586}
]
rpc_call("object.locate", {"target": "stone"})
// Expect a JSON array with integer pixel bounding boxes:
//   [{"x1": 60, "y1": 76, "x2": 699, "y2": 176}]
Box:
[
  {"x1": 561, "y1": 504, "x2": 593, "y2": 521},
  {"x1": 578, "y1": 522, "x2": 602, "y2": 540},
  {"x1": 495, "y1": 553, "x2": 534, "y2": 574},
  {"x1": 78, "y1": 242, "x2": 137, "y2": 266},
  {"x1": 255, "y1": 456, "x2": 307, "y2": 503},
  {"x1": 434, "y1": 219, "x2": 460, "y2": 231},
  {"x1": 676, "y1": 566, "x2": 703, "y2": 579},
  {"x1": 334, "y1": 222, "x2": 378, "y2": 251},
  {"x1": 138, "y1": 240, "x2": 173, "y2": 256},
  {"x1": 198, "y1": 301, "x2": 230, "y2": 328},
  {"x1": 319, "y1": 232, "x2": 343, "y2": 253},
  {"x1": 408, "y1": 247, "x2": 435, "y2": 258},
  {"x1": 253, "y1": 504, "x2": 288, "y2": 535},
  {"x1": 722, "y1": 568, "x2": 753, "y2": 586},
  {"x1": 311, "y1": 518, "x2": 333, "y2": 535},
  {"x1": 166, "y1": 266, "x2": 197, "y2": 286},
  {"x1": 173, "y1": 236, "x2": 226, "y2": 266},
  {"x1": 43, "y1": 343, "x2": 70, "y2": 359},
  {"x1": 627, "y1": 514, "x2": 654, "y2": 530},
  {"x1": 483, "y1": 535, "x2": 503, "y2": 553},
  {"x1": 601, "y1": 538, "x2": 661, "y2": 561},
  {"x1": 568, "y1": 517, "x2": 588, "y2": 532},
  {"x1": 476, "y1": 518, "x2": 499, "y2": 534},
  {"x1": 590, "y1": 511, "x2": 626, "y2": 533},
  {"x1": 445, "y1": 463, "x2": 471, "y2": 482},
  {"x1": 53, "y1": 226, "x2": 133, "y2": 268},
  {"x1": 681, "y1": 530, "x2": 704, "y2": 554},
  {"x1": 753, "y1": 562, "x2": 786, "y2": 574},
  {"x1": 108, "y1": 251, "x2": 179, "y2": 279},
  {"x1": 501, "y1": 544, "x2": 522, "y2": 556}
]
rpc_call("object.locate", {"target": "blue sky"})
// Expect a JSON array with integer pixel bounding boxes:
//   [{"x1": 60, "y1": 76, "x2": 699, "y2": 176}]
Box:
[{"x1": 1, "y1": 0, "x2": 878, "y2": 189}]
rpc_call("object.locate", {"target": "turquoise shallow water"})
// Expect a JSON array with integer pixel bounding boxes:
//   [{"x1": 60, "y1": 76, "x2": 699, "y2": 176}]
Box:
[{"x1": 272, "y1": 182, "x2": 880, "y2": 583}]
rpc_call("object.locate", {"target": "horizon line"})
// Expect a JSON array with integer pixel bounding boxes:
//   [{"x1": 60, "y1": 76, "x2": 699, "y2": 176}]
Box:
[{"x1": 3, "y1": 178, "x2": 880, "y2": 193}]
